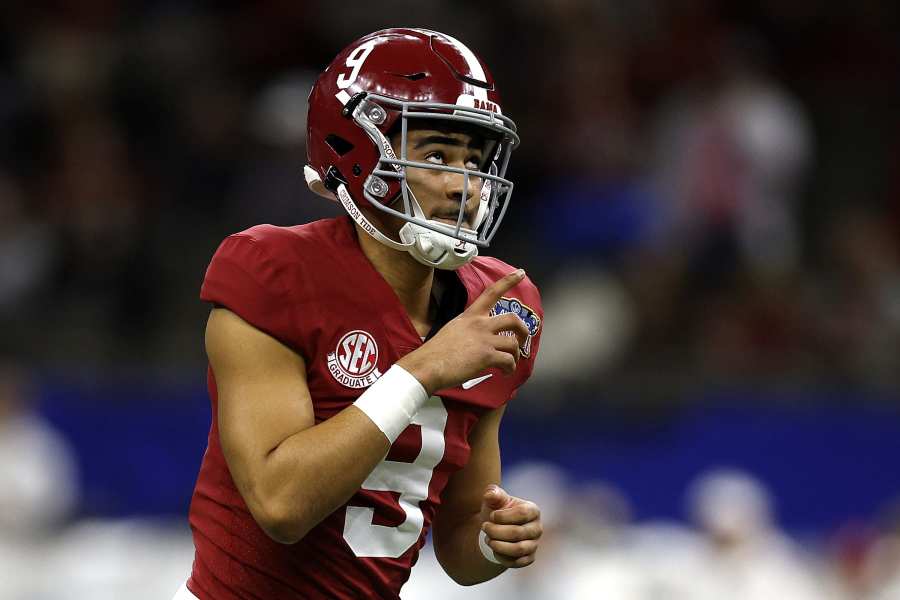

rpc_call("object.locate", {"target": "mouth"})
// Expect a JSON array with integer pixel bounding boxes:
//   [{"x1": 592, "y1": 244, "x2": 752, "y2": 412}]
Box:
[{"x1": 433, "y1": 215, "x2": 472, "y2": 229}]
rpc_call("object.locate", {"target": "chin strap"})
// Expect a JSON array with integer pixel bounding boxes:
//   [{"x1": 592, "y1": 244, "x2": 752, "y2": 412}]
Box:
[{"x1": 335, "y1": 182, "x2": 413, "y2": 252}]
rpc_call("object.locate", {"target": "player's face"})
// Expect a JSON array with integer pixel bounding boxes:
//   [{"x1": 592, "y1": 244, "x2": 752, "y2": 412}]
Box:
[{"x1": 392, "y1": 129, "x2": 485, "y2": 230}]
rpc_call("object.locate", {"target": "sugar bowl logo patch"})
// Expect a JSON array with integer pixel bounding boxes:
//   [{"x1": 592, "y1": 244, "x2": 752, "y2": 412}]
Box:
[
  {"x1": 327, "y1": 330, "x2": 382, "y2": 388},
  {"x1": 490, "y1": 297, "x2": 541, "y2": 358}
]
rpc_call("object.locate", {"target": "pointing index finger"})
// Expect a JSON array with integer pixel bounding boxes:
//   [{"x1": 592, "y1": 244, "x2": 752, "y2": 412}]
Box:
[{"x1": 468, "y1": 269, "x2": 525, "y2": 314}]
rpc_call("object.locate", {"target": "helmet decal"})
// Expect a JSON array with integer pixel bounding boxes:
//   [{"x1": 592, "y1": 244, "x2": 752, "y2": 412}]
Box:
[{"x1": 334, "y1": 40, "x2": 377, "y2": 105}]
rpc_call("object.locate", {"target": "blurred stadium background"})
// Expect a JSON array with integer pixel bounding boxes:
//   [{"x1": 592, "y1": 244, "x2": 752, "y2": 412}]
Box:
[{"x1": 1, "y1": 1, "x2": 900, "y2": 598}]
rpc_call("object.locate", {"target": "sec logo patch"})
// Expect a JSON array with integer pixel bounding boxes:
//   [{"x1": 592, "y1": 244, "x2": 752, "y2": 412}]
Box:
[{"x1": 327, "y1": 330, "x2": 383, "y2": 389}]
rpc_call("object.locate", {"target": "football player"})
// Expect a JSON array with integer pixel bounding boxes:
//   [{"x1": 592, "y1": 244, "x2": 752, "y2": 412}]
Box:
[{"x1": 175, "y1": 28, "x2": 544, "y2": 600}]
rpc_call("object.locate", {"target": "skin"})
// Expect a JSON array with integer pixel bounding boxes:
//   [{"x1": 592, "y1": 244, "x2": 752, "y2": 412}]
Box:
[{"x1": 207, "y1": 128, "x2": 542, "y2": 585}]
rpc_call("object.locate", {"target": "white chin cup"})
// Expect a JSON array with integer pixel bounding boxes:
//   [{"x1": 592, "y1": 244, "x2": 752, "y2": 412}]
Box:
[
  {"x1": 399, "y1": 221, "x2": 478, "y2": 270},
  {"x1": 332, "y1": 180, "x2": 480, "y2": 271}
]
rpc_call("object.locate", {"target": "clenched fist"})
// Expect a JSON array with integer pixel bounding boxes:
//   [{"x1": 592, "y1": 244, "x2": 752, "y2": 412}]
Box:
[{"x1": 479, "y1": 484, "x2": 542, "y2": 568}]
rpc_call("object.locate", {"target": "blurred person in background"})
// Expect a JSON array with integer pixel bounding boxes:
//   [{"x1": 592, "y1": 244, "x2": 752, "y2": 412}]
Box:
[
  {"x1": 0, "y1": 361, "x2": 78, "y2": 600},
  {"x1": 681, "y1": 468, "x2": 832, "y2": 600},
  {"x1": 179, "y1": 29, "x2": 545, "y2": 600},
  {"x1": 808, "y1": 208, "x2": 900, "y2": 387},
  {"x1": 526, "y1": 266, "x2": 635, "y2": 412},
  {"x1": 651, "y1": 32, "x2": 811, "y2": 281},
  {"x1": 0, "y1": 172, "x2": 57, "y2": 358},
  {"x1": 648, "y1": 30, "x2": 812, "y2": 382},
  {"x1": 231, "y1": 70, "x2": 343, "y2": 228},
  {"x1": 529, "y1": 470, "x2": 649, "y2": 600}
]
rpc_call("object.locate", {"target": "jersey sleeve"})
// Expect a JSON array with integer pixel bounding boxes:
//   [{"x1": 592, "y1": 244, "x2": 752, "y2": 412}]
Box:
[{"x1": 200, "y1": 233, "x2": 298, "y2": 350}]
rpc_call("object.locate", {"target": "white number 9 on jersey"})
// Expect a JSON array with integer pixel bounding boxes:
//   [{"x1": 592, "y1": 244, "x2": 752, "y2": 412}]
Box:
[{"x1": 342, "y1": 395, "x2": 448, "y2": 558}]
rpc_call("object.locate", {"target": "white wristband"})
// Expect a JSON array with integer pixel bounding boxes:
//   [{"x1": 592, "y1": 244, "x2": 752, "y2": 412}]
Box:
[
  {"x1": 479, "y1": 530, "x2": 501, "y2": 564},
  {"x1": 353, "y1": 365, "x2": 428, "y2": 443}
]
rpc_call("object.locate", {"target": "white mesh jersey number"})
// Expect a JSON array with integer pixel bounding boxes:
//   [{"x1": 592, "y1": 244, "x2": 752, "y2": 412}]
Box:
[{"x1": 343, "y1": 395, "x2": 448, "y2": 558}]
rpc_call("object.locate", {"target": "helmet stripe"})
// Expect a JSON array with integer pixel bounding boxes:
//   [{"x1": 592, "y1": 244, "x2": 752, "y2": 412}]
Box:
[{"x1": 412, "y1": 29, "x2": 488, "y2": 101}]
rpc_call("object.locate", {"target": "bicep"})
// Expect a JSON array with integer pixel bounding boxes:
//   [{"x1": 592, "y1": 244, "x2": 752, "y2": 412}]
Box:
[
  {"x1": 206, "y1": 308, "x2": 314, "y2": 499},
  {"x1": 436, "y1": 404, "x2": 506, "y2": 525}
]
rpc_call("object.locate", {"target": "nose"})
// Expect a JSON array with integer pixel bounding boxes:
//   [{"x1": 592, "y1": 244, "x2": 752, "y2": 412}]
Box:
[{"x1": 444, "y1": 165, "x2": 482, "y2": 211}]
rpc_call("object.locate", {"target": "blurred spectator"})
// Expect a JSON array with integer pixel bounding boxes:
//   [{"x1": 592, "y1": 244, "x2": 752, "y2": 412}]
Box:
[
  {"x1": 0, "y1": 172, "x2": 55, "y2": 323},
  {"x1": 44, "y1": 114, "x2": 162, "y2": 362},
  {"x1": 0, "y1": 363, "x2": 77, "y2": 534},
  {"x1": 0, "y1": 362, "x2": 78, "y2": 599},
  {"x1": 808, "y1": 209, "x2": 900, "y2": 386},
  {"x1": 43, "y1": 518, "x2": 194, "y2": 600},
  {"x1": 682, "y1": 468, "x2": 831, "y2": 600},
  {"x1": 528, "y1": 266, "x2": 635, "y2": 409},
  {"x1": 650, "y1": 32, "x2": 811, "y2": 280},
  {"x1": 229, "y1": 70, "x2": 343, "y2": 227}
]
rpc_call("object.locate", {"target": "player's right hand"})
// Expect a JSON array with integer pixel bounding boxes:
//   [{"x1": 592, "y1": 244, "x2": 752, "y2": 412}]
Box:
[{"x1": 397, "y1": 269, "x2": 530, "y2": 395}]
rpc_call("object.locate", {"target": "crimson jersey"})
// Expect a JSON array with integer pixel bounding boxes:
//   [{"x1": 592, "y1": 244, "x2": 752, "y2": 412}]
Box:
[{"x1": 187, "y1": 216, "x2": 542, "y2": 600}]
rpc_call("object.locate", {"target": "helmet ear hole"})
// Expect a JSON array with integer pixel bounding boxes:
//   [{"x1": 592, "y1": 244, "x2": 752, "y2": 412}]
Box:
[{"x1": 325, "y1": 134, "x2": 354, "y2": 156}]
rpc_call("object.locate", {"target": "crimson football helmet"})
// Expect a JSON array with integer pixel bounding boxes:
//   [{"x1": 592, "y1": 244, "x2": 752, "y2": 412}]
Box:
[{"x1": 305, "y1": 28, "x2": 519, "y2": 269}]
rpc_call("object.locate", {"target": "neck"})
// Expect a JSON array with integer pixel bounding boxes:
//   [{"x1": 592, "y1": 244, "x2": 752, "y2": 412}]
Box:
[{"x1": 353, "y1": 222, "x2": 435, "y2": 332}]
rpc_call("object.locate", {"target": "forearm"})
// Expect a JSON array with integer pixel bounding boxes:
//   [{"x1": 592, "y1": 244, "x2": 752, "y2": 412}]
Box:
[
  {"x1": 252, "y1": 405, "x2": 390, "y2": 543},
  {"x1": 433, "y1": 512, "x2": 506, "y2": 586}
]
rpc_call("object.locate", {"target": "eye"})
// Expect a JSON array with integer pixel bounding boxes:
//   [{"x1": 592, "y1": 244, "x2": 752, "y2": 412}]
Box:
[
  {"x1": 465, "y1": 155, "x2": 482, "y2": 170},
  {"x1": 425, "y1": 151, "x2": 445, "y2": 165}
]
